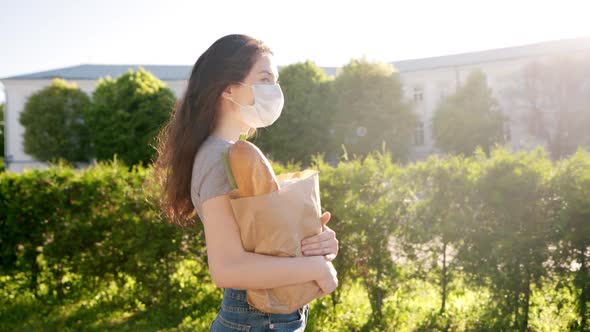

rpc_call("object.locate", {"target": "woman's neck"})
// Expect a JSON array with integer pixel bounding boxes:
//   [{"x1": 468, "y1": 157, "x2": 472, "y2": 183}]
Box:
[{"x1": 211, "y1": 122, "x2": 248, "y2": 143}]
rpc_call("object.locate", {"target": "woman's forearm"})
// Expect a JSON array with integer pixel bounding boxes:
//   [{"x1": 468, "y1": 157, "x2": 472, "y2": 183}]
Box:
[{"x1": 215, "y1": 251, "x2": 325, "y2": 289}]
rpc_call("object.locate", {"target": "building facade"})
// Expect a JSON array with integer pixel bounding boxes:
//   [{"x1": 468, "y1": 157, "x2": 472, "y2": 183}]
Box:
[
  {"x1": 394, "y1": 36, "x2": 590, "y2": 161},
  {"x1": 2, "y1": 36, "x2": 590, "y2": 173}
]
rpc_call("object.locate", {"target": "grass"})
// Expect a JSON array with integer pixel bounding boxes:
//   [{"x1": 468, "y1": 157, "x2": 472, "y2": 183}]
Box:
[{"x1": 0, "y1": 260, "x2": 581, "y2": 331}]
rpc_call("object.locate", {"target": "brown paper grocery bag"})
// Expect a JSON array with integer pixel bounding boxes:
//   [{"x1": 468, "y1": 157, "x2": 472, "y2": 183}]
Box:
[{"x1": 227, "y1": 169, "x2": 325, "y2": 314}]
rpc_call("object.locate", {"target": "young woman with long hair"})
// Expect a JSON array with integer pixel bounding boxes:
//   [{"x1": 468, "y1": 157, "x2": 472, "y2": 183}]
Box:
[{"x1": 150, "y1": 34, "x2": 339, "y2": 331}]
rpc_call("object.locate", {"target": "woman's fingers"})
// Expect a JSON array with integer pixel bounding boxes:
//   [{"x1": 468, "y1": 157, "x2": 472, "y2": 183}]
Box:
[
  {"x1": 302, "y1": 238, "x2": 332, "y2": 251},
  {"x1": 301, "y1": 211, "x2": 339, "y2": 258},
  {"x1": 324, "y1": 254, "x2": 336, "y2": 261},
  {"x1": 320, "y1": 211, "x2": 331, "y2": 229},
  {"x1": 302, "y1": 238, "x2": 338, "y2": 255},
  {"x1": 301, "y1": 227, "x2": 335, "y2": 246},
  {"x1": 303, "y1": 246, "x2": 335, "y2": 256}
]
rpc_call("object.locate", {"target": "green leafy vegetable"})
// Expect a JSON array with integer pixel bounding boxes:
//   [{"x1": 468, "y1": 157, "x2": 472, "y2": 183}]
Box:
[{"x1": 221, "y1": 148, "x2": 238, "y2": 190}]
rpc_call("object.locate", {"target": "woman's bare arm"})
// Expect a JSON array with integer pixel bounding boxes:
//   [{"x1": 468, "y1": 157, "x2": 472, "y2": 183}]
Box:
[{"x1": 201, "y1": 194, "x2": 330, "y2": 290}]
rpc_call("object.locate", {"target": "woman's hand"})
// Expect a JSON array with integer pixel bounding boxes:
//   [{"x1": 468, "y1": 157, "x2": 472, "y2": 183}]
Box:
[
  {"x1": 301, "y1": 211, "x2": 339, "y2": 262},
  {"x1": 315, "y1": 260, "x2": 338, "y2": 296}
]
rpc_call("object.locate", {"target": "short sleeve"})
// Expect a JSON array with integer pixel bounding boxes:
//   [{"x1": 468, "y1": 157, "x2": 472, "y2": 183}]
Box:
[{"x1": 199, "y1": 158, "x2": 233, "y2": 204}]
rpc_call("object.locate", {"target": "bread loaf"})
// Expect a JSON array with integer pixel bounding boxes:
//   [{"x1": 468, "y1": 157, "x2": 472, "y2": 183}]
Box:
[{"x1": 228, "y1": 140, "x2": 280, "y2": 197}]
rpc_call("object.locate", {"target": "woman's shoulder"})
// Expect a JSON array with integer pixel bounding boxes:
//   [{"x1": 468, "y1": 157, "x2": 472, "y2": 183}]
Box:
[
  {"x1": 191, "y1": 136, "x2": 234, "y2": 217},
  {"x1": 193, "y1": 136, "x2": 233, "y2": 177},
  {"x1": 194, "y1": 136, "x2": 231, "y2": 164}
]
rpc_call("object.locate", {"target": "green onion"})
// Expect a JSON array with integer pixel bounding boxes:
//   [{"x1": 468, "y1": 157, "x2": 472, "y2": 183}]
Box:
[{"x1": 221, "y1": 149, "x2": 238, "y2": 190}]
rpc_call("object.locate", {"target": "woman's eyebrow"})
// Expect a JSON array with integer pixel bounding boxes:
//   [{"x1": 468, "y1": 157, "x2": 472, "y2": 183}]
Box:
[{"x1": 258, "y1": 70, "x2": 277, "y2": 77}]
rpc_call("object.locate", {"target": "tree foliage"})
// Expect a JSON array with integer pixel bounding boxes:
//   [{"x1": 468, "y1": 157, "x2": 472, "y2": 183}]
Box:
[
  {"x1": 433, "y1": 69, "x2": 506, "y2": 156},
  {"x1": 85, "y1": 67, "x2": 176, "y2": 166},
  {"x1": 19, "y1": 78, "x2": 91, "y2": 163}
]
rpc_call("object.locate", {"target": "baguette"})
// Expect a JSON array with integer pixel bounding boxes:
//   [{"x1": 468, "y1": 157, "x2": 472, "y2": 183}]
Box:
[{"x1": 227, "y1": 139, "x2": 280, "y2": 197}]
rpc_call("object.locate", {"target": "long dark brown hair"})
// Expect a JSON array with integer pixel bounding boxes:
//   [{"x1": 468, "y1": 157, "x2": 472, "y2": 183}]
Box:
[{"x1": 148, "y1": 34, "x2": 272, "y2": 227}]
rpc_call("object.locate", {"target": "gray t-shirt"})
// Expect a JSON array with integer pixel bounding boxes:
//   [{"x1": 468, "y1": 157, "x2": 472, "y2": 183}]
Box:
[{"x1": 191, "y1": 135, "x2": 235, "y2": 221}]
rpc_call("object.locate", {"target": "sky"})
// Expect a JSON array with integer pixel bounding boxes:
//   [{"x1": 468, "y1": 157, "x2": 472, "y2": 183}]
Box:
[{"x1": 1, "y1": 0, "x2": 590, "y2": 103}]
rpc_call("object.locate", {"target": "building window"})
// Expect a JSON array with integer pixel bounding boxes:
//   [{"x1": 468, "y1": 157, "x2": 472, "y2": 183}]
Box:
[
  {"x1": 414, "y1": 120, "x2": 425, "y2": 146},
  {"x1": 413, "y1": 86, "x2": 424, "y2": 102}
]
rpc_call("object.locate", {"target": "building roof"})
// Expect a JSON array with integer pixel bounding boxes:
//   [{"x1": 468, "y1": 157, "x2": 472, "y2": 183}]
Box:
[
  {"x1": 391, "y1": 35, "x2": 590, "y2": 72},
  {"x1": 1, "y1": 63, "x2": 339, "y2": 81},
  {"x1": 2, "y1": 35, "x2": 589, "y2": 80},
  {"x1": 2, "y1": 64, "x2": 195, "y2": 81}
]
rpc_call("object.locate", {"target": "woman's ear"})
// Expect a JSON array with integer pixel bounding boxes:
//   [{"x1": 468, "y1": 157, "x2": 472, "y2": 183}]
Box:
[{"x1": 221, "y1": 85, "x2": 234, "y2": 100}]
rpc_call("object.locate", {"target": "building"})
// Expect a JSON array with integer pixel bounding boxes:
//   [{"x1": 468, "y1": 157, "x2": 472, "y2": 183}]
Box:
[
  {"x1": 2, "y1": 36, "x2": 590, "y2": 172},
  {"x1": 395, "y1": 35, "x2": 590, "y2": 161}
]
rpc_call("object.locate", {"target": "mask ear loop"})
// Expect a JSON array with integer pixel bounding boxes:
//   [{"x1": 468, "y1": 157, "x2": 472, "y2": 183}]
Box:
[
  {"x1": 223, "y1": 83, "x2": 264, "y2": 127},
  {"x1": 233, "y1": 82, "x2": 256, "y2": 108},
  {"x1": 222, "y1": 81, "x2": 250, "y2": 106},
  {"x1": 224, "y1": 96, "x2": 243, "y2": 107}
]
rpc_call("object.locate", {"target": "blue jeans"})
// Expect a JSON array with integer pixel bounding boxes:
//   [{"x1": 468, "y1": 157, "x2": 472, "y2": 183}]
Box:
[{"x1": 210, "y1": 288, "x2": 310, "y2": 331}]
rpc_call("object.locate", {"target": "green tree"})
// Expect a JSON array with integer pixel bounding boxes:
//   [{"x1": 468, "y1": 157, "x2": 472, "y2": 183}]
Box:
[
  {"x1": 459, "y1": 147, "x2": 553, "y2": 331},
  {"x1": 432, "y1": 69, "x2": 506, "y2": 156},
  {"x1": 19, "y1": 78, "x2": 91, "y2": 163},
  {"x1": 254, "y1": 60, "x2": 331, "y2": 166},
  {"x1": 550, "y1": 148, "x2": 590, "y2": 331},
  {"x1": 314, "y1": 150, "x2": 411, "y2": 328},
  {"x1": 330, "y1": 58, "x2": 416, "y2": 163},
  {"x1": 402, "y1": 153, "x2": 480, "y2": 320},
  {"x1": 86, "y1": 67, "x2": 176, "y2": 166},
  {"x1": 505, "y1": 56, "x2": 590, "y2": 160}
]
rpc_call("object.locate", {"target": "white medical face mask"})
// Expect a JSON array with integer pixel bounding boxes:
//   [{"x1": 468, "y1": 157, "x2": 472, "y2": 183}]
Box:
[{"x1": 224, "y1": 82, "x2": 284, "y2": 128}]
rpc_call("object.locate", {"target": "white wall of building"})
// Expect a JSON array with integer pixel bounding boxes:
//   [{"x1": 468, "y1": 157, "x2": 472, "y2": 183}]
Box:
[{"x1": 398, "y1": 49, "x2": 590, "y2": 161}]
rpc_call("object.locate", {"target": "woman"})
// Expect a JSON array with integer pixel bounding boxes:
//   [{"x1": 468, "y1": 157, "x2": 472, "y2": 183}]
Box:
[{"x1": 151, "y1": 34, "x2": 339, "y2": 331}]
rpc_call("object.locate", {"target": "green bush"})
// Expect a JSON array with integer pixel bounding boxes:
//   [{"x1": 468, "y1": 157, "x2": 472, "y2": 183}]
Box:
[{"x1": 0, "y1": 146, "x2": 588, "y2": 331}]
